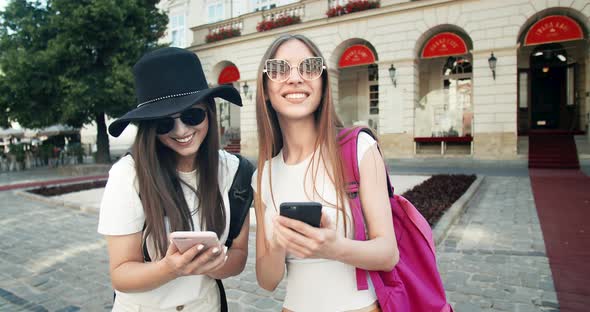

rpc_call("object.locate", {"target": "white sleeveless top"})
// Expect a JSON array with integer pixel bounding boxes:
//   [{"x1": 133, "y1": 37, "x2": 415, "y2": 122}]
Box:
[{"x1": 252, "y1": 132, "x2": 378, "y2": 312}]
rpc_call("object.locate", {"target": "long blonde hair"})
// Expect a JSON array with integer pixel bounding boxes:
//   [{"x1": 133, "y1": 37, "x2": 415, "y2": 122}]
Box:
[{"x1": 254, "y1": 34, "x2": 349, "y2": 236}]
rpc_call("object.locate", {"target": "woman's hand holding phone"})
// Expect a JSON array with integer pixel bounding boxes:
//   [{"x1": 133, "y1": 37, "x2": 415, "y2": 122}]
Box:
[
  {"x1": 274, "y1": 211, "x2": 342, "y2": 260},
  {"x1": 161, "y1": 232, "x2": 228, "y2": 277}
]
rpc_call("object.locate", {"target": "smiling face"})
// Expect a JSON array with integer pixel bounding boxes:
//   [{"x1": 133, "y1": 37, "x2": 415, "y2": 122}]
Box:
[
  {"x1": 156, "y1": 103, "x2": 209, "y2": 169},
  {"x1": 265, "y1": 39, "x2": 323, "y2": 122}
]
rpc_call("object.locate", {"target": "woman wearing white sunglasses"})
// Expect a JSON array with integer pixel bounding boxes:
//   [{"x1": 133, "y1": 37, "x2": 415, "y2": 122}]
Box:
[{"x1": 252, "y1": 34, "x2": 399, "y2": 311}]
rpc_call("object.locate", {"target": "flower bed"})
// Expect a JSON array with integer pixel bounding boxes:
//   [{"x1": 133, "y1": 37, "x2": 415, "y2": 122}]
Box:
[
  {"x1": 401, "y1": 174, "x2": 476, "y2": 226},
  {"x1": 326, "y1": 0, "x2": 380, "y2": 18},
  {"x1": 28, "y1": 180, "x2": 107, "y2": 196},
  {"x1": 205, "y1": 27, "x2": 241, "y2": 43},
  {"x1": 26, "y1": 174, "x2": 474, "y2": 226},
  {"x1": 257, "y1": 15, "x2": 301, "y2": 32}
]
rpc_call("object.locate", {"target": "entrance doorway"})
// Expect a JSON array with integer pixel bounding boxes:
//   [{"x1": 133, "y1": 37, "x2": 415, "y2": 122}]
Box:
[
  {"x1": 516, "y1": 14, "x2": 588, "y2": 135},
  {"x1": 530, "y1": 44, "x2": 567, "y2": 129}
]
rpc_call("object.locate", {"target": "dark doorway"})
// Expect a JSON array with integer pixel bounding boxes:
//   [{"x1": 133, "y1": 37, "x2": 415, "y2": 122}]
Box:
[{"x1": 530, "y1": 44, "x2": 567, "y2": 129}]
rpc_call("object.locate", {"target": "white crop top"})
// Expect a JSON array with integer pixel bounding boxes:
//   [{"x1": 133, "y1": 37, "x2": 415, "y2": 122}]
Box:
[{"x1": 252, "y1": 132, "x2": 378, "y2": 312}]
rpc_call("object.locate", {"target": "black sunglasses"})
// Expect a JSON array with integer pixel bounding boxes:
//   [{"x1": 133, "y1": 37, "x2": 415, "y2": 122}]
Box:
[{"x1": 154, "y1": 107, "x2": 207, "y2": 135}]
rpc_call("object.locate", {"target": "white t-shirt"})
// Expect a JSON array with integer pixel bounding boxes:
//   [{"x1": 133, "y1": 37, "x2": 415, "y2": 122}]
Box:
[
  {"x1": 252, "y1": 132, "x2": 378, "y2": 312},
  {"x1": 98, "y1": 150, "x2": 239, "y2": 310}
]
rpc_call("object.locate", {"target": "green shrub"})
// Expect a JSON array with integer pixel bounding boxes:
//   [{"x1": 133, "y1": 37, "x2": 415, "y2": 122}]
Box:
[
  {"x1": 67, "y1": 143, "x2": 85, "y2": 163},
  {"x1": 8, "y1": 144, "x2": 26, "y2": 163},
  {"x1": 39, "y1": 143, "x2": 55, "y2": 165}
]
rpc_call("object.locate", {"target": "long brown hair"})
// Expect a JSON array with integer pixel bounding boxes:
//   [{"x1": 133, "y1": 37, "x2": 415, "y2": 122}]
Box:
[
  {"x1": 254, "y1": 34, "x2": 349, "y2": 236},
  {"x1": 133, "y1": 101, "x2": 225, "y2": 259}
]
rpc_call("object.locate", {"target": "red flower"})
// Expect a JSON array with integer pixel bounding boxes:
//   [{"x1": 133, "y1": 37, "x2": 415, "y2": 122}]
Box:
[
  {"x1": 256, "y1": 15, "x2": 301, "y2": 32},
  {"x1": 326, "y1": 0, "x2": 379, "y2": 17},
  {"x1": 206, "y1": 27, "x2": 241, "y2": 43}
]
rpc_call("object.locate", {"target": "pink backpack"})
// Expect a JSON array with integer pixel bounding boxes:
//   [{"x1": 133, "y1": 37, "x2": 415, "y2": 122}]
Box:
[{"x1": 339, "y1": 127, "x2": 453, "y2": 312}]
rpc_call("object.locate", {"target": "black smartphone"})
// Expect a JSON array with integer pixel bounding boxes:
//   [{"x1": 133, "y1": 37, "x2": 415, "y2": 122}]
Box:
[{"x1": 279, "y1": 202, "x2": 323, "y2": 228}]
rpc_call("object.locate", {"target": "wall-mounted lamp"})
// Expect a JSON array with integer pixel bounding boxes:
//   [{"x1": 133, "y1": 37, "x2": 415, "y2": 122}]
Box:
[
  {"x1": 388, "y1": 64, "x2": 397, "y2": 87},
  {"x1": 242, "y1": 81, "x2": 251, "y2": 99},
  {"x1": 488, "y1": 52, "x2": 497, "y2": 80}
]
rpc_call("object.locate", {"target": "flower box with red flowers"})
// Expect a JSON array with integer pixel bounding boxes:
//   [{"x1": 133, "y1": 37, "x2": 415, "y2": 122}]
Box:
[
  {"x1": 256, "y1": 15, "x2": 301, "y2": 32},
  {"x1": 205, "y1": 27, "x2": 241, "y2": 43},
  {"x1": 326, "y1": 0, "x2": 380, "y2": 18}
]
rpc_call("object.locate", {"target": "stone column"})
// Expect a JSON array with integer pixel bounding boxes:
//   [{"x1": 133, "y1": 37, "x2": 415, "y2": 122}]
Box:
[
  {"x1": 378, "y1": 59, "x2": 417, "y2": 158},
  {"x1": 239, "y1": 79, "x2": 258, "y2": 159},
  {"x1": 471, "y1": 48, "x2": 518, "y2": 159}
]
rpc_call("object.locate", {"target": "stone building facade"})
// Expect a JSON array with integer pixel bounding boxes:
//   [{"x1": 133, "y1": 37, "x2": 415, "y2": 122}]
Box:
[{"x1": 164, "y1": 0, "x2": 590, "y2": 160}]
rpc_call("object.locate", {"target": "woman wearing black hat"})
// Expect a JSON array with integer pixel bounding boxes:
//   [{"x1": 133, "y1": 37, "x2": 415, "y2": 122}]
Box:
[{"x1": 98, "y1": 47, "x2": 252, "y2": 311}]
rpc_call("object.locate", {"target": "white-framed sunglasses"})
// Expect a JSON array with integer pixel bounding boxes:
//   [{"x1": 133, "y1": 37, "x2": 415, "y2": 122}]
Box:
[{"x1": 263, "y1": 57, "x2": 326, "y2": 83}]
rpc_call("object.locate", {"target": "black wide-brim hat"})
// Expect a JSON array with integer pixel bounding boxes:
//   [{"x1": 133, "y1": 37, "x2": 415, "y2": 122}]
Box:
[{"x1": 108, "y1": 47, "x2": 242, "y2": 137}]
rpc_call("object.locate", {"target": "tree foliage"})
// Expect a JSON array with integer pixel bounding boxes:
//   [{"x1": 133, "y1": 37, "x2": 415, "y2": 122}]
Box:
[{"x1": 0, "y1": 0, "x2": 168, "y2": 162}]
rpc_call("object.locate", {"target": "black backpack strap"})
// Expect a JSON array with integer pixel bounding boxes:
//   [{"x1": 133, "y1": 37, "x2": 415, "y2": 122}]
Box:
[
  {"x1": 225, "y1": 153, "x2": 255, "y2": 248},
  {"x1": 216, "y1": 279, "x2": 228, "y2": 312},
  {"x1": 142, "y1": 222, "x2": 152, "y2": 262},
  {"x1": 116, "y1": 151, "x2": 251, "y2": 310}
]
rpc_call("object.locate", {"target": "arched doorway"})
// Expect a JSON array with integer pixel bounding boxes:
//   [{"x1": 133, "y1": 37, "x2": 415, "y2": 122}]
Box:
[
  {"x1": 415, "y1": 29, "x2": 474, "y2": 155},
  {"x1": 442, "y1": 55, "x2": 473, "y2": 136},
  {"x1": 530, "y1": 43, "x2": 568, "y2": 129},
  {"x1": 213, "y1": 61, "x2": 241, "y2": 152},
  {"x1": 517, "y1": 14, "x2": 587, "y2": 134},
  {"x1": 333, "y1": 40, "x2": 379, "y2": 131}
]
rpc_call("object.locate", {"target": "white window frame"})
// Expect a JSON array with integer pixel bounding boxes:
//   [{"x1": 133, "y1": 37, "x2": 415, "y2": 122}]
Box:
[
  {"x1": 207, "y1": 2, "x2": 224, "y2": 23},
  {"x1": 169, "y1": 14, "x2": 186, "y2": 48}
]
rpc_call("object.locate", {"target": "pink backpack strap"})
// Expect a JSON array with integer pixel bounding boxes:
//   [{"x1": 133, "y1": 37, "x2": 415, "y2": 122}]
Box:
[
  {"x1": 338, "y1": 127, "x2": 367, "y2": 288},
  {"x1": 338, "y1": 127, "x2": 373, "y2": 290}
]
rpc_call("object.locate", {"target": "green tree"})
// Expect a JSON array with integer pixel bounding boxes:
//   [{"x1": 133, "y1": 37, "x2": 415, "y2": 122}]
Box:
[{"x1": 0, "y1": 0, "x2": 167, "y2": 163}]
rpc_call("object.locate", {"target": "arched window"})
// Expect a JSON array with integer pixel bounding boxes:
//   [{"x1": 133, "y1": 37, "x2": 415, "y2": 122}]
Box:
[{"x1": 442, "y1": 56, "x2": 472, "y2": 76}]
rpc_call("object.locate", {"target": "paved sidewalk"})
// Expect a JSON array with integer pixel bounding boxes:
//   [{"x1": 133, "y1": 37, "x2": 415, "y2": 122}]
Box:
[
  {"x1": 0, "y1": 167, "x2": 70, "y2": 186},
  {"x1": 0, "y1": 164, "x2": 109, "y2": 191},
  {"x1": 0, "y1": 175, "x2": 559, "y2": 311},
  {"x1": 437, "y1": 176, "x2": 558, "y2": 311}
]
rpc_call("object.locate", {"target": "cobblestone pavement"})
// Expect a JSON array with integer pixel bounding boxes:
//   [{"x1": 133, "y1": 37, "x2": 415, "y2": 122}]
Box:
[
  {"x1": 437, "y1": 177, "x2": 559, "y2": 312},
  {"x1": 0, "y1": 176, "x2": 559, "y2": 311}
]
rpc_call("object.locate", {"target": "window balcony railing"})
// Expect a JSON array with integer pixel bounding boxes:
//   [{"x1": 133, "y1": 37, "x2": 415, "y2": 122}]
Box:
[
  {"x1": 191, "y1": 0, "x2": 407, "y2": 46},
  {"x1": 203, "y1": 18, "x2": 243, "y2": 43},
  {"x1": 192, "y1": 0, "x2": 328, "y2": 45},
  {"x1": 257, "y1": 3, "x2": 305, "y2": 32}
]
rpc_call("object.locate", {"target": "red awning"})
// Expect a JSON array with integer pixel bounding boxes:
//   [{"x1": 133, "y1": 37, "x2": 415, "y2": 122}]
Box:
[
  {"x1": 339, "y1": 45, "x2": 376, "y2": 68},
  {"x1": 218, "y1": 65, "x2": 240, "y2": 85},
  {"x1": 421, "y1": 32, "x2": 468, "y2": 59},
  {"x1": 525, "y1": 15, "x2": 584, "y2": 46}
]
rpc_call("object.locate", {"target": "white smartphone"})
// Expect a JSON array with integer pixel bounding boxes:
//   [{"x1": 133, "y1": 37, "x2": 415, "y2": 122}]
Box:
[{"x1": 169, "y1": 231, "x2": 220, "y2": 254}]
